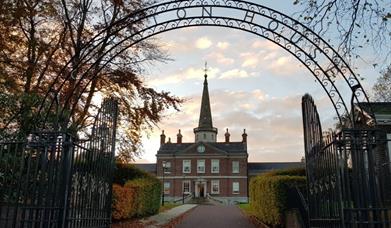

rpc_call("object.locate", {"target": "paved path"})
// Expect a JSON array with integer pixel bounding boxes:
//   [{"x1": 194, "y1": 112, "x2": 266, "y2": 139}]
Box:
[
  {"x1": 142, "y1": 204, "x2": 197, "y2": 227},
  {"x1": 176, "y1": 205, "x2": 256, "y2": 228}
]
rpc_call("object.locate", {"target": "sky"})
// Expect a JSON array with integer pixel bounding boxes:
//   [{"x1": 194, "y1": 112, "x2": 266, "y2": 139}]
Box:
[{"x1": 132, "y1": 0, "x2": 382, "y2": 163}]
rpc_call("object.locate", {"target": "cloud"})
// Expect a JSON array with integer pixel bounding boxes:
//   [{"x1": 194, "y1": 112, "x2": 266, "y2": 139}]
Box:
[
  {"x1": 241, "y1": 53, "x2": 258, "y2": 68},
  {"x1": 252, "y1": 40, "x2": 280, "y2": 51},
  {"x1": 238, "y1": 40, "x2": 302, "y2": 76},
  {"x1": 195, "y1": 37, "x2": 213, "y2": 49},
  {"x1": 217, "y1": 41, "x2": 230, "y2": 49},
  {"x1": 219, "y1": 69, "x2": 251, "y2": 79},
  {"x1": 134, "y1": 88, "x2": 335, "y2": 163},
  {"x1": 207, "y1": 52, "x2": 235, "y2": 65},
  {"x1": 147, "y1": 66, "x2": 220, "y2": 86}
]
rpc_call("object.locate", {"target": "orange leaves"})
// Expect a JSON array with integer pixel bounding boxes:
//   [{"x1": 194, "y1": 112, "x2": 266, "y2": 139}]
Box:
[{"x1": 112, "y1": 184, "x2": 136, "y2": 220}]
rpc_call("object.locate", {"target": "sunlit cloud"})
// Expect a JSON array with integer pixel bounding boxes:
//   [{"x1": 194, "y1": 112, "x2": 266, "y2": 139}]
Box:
[
  {"x1": 241, "y1": 53, "x2": 258, "y2": 68},
  {"x1": 135, "y1": 88, "x2": 334, "y2": 163},
  {"x1": 147, "y1": 66, "x2": 220, "y2": 86},
  {"x1": 195, "y1": 36, "x2": 213, "y2": 49},
  {"x1": 219, "y1": 69, "x2": 251, "y2": 79},
  {"x1": 217, "y1": 41, "x2": 230, "y2": 49},
  {"x1": 239, "y1": 42, "x2": 301, "y2": 76},
  {"x1": 207, "y1": 52, "x2": 235, "y2": 65}
]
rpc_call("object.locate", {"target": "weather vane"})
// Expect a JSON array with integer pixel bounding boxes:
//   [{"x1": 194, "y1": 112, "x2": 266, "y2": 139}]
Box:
[{"x1": 204, "y1": 61, "x2": 208, "y2": 78}]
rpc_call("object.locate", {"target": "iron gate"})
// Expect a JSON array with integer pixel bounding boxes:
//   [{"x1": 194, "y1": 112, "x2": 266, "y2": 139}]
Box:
[
  {"x1": 302, "y1": 94, "x2": 391, "y2": 227},
  {"x1": 0, "y1": 98, "x2": 118, "y2": 228}
]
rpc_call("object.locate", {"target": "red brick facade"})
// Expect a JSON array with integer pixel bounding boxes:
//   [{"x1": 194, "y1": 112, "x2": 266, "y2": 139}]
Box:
[
  {"x1": 156, "y1": 143, "x2": 248, "y2": 203},
  {"x1": 155, "y1": 73, "x2": 248, "y2": 203}
]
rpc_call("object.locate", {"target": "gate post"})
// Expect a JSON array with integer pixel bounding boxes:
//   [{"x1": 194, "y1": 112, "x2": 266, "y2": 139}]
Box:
[
  {"x1": 106, "y1": 98, "x2": 118, "y2": 225},
  {"x1": 58, "y1": 133, "x2": 74, "y2": 228}
]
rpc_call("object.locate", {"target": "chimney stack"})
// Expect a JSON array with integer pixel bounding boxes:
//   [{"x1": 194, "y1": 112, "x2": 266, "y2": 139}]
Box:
[
  {"x1": 160, "y1": 130, "x2": 166, "y2": 145},
  {"x1": 242, "y1": 129, "x2": 247, "y2": 143},
  {"x1": 225, "y1": 128, "x2": 230, "y2": 143},
  {"x1": 177, "y1": 129, "x2": 183, "y2": 144}
]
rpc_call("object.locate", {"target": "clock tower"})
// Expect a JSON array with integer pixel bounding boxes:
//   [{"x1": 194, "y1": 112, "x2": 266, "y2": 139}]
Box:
[
  {"x1": 193, "y1": 64, "x2": 218, "y2": 142},
  {"x1": 156, "y1": 64, "x2": 249, "y2": 205}
]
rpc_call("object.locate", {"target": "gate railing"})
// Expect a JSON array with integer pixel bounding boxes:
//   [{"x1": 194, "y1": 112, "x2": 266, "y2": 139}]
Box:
[
  {"x1": 302, "y1": 94, "x2": 391, "y2": 227},
  {"x1": 0, "y1": 98, "x2": 118, "y2": 228}
]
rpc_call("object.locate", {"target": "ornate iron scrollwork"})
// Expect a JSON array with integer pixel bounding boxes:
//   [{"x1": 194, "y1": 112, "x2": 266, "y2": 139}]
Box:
[{"x1": 33, "y1": 0, "x2": 373, "y2": 129}]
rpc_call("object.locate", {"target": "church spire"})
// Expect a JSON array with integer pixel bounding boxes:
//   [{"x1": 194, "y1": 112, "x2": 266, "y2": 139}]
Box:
[
  {"x1": 198, "y1": 62, "x2": 213, "y2": 129},
  {"x1": 194, "y1": 62, "x2": 218, "y2": 142}
]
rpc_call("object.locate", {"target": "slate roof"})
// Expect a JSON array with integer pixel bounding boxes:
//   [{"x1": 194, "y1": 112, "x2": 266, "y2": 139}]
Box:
[
  {"x1": 133, "y1": 163, "x2": 156, "y2": 174},
  {"x1": 157, "y1": 142, "x2": 247, "y2": 155},
  {"x1": 358, "y1": 102, "x2": 391, "y2": 115},
  {"x1": 355, "y1": 102, "x2": 391, "y2": 125},
  {"x1": 247, "y1": 162, "x2": 304, "y2": 176}
]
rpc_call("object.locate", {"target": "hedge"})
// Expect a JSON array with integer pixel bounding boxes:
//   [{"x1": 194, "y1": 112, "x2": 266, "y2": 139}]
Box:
[
  {"x1": 112, "y1": 163, "x2": 161, "y2": 221},
  {"x1": 113, "y1": 163, "x2": 150, "y2": 185},
  {"x1": 112, "y1": 184, "x2": 136, "y2": 220},
  {"x1": 263, "y1": 167, "x2": 306, "y2": 177},
  {"x1": 124, "y1": 178, "x2": 161, "y2": 216},
  {"x1": 249, "y1": 168, "x2": 306, "y2": 226}
]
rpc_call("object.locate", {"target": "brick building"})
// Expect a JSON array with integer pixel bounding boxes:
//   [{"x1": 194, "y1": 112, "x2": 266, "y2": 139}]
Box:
[{"x1": 156, "y1": 71, "x2": 248, "y2": 204}]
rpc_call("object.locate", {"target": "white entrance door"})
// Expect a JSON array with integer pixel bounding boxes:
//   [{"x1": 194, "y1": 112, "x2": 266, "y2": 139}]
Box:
[{"x1": 195, "y1": 181, "x2": 207, "y2": 198}]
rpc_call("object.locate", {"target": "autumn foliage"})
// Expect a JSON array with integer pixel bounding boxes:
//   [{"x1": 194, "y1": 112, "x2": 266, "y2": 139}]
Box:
[{"x1": 112, "y1": 164, "x2": 161, "y2": 221}]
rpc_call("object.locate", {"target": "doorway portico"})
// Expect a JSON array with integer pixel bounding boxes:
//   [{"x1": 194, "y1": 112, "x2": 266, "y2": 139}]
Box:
[{"x1": 195, "y1": 180, "x2": 207, "y2": 198}]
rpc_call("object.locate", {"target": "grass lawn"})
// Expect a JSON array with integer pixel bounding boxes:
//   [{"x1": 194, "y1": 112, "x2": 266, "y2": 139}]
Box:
[
  {"x1": 238, "y1": 203, "x2": 254, "y2": 216},
  {"x1": 159, "y1": 203, "x2": 181, "y2": 213}
]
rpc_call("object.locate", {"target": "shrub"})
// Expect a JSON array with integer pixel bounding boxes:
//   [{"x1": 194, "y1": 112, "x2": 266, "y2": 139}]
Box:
[
  {"x1": 111, "y1": 164, "x2": 161, "y2": 221},
  {"x1": 264, "y1": 167, "x2": 306, "y2": 177},
  {"x1": 124, "y1": 178, "x2": 161, "y2": 216},
  {"x1": 249, "y1": 168, "x2": 306, "y2": 226},
  {"x1": 113, "y1": 163, "x2": 150, "y2": 185},
  {"x1": 112, "y1": 184, "x2": 136, "y2": 220}
]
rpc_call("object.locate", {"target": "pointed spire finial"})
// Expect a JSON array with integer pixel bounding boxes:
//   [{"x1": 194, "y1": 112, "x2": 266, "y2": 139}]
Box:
[{"x1": 204, "y1": 61, "x2": 208, "y2": 78}]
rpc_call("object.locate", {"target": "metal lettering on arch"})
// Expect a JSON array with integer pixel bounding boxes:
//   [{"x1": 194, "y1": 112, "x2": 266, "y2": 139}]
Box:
[
  {"x1": 33, "y1": 0, "x2": 375, "y2": 128},
  {"x1": 115, "y1": 0, "x2": 373, "y2": 126}
]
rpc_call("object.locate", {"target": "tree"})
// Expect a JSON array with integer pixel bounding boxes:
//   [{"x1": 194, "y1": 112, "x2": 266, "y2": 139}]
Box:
[
  {"x1": 372, "y1": 66, "x2": 391, "y2": 102},
  {"x1": 294, "y1": 0, "x2": 391, "y2": 66},
  {"x1": 0, "y1": 0, "x2": 182, "y2": 162}
]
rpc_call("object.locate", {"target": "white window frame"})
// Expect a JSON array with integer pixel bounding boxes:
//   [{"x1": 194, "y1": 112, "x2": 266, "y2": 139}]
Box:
[
  {"x1": 164, "y1": 182, "x2": 170, "y2": 194},
  {"x1": 197, "y1": 160, "x2": 205, "y2": 173},
  {"x1": 232, "y1": 182, "x2": 239, "y2": 194},
  {"x1": 211, "y1": 159, "x2": 220, "y2": 173},
  {"x1": 163, "y1": 161, "x2": 171, "y2": 174},
  {"x1": 183, "y1": 180, "x2": 191, "y2": 194},
  {"x1": 183, "y1": 160, "x2": 191, "y2": 173},
  {"x1": 211, "y1": 180, "x2": 220, "y2": 194},
  {"x1": 232, "y1": 161, "x2": 239, "y2": 174}
]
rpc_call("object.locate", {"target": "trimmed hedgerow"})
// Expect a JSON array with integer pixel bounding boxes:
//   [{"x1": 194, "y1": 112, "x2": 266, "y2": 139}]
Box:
[
  {"x1": 249, "y1": 168, "x2": 306, "y2": 226},
  {"x1": 112, "y1": 184, "x2": 136, "y2": 220},
  {"x1": 111, "y1": 163, "x2": 161, "y2": 221},
  {"x1": 124, "y1": 178, "x2": 161, "y2": 216},
  {"x1": 263, "y1": 167, "x2": 306, "y2": 177},
  {"x1": 113, "y1": 163, "x2": 150, "y2": 185}
]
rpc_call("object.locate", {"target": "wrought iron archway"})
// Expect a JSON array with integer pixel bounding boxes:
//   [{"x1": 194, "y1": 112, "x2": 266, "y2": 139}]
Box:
[{"x1": 37, "y1": 0, "x2": 374, "y2": 128}]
